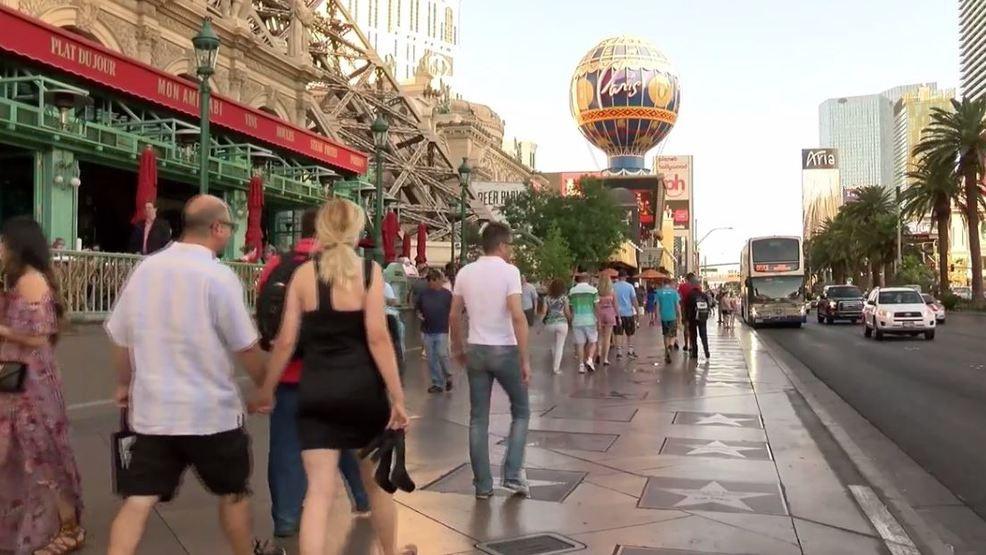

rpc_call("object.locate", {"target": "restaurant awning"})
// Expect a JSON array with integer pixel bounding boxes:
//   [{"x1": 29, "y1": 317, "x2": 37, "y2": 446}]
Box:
[
  {"x1": 608, "y1": 240, "x2": 640, "y2": 269},
  {"x1": 0, "y1": 6, "x2": 367, "y2": 176}
]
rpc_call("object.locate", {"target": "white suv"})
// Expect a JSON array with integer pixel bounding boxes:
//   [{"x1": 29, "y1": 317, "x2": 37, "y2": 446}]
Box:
[{"x1": 862, "y1": 287, "x2": 936, "y2": 340}]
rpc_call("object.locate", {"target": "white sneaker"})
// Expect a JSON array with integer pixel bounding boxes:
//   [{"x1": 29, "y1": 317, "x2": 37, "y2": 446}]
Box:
[
  {"x1": 553, "y1": 368, "x2": 563, "y2": 375},
  {"x1": 585, "y1": 358, "x2": 596, "y2": 372},
  {"x1": 578, "y1": 364, "x2": 586, "y2": 374}
]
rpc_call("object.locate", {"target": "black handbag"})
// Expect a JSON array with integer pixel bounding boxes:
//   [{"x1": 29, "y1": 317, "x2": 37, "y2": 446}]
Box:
[
  {"x1": 0, "y1": 361, "x2": 27, "y2": 393},
  {"x1": 111, "y1": 408, "x2": 138, "y2": 496}
]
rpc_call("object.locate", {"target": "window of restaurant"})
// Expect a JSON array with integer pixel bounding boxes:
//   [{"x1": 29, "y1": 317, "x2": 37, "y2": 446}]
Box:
[{"x1": 0, "y1": 146, "x2": 35, "y2": 224}]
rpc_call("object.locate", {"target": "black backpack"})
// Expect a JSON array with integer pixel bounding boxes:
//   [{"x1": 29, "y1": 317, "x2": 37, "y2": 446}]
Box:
[
  {"x1": 694, "y1": 291, "x2": 711, "y2": 322},
  {"x1": 256, "y1": 250, "x2": 309, "y2": 351}
]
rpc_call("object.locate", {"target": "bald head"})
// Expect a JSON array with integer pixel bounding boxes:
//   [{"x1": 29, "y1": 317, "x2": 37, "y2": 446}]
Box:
[{"x1": 182, "y1": 195, "x2": 230, "y2": 238}]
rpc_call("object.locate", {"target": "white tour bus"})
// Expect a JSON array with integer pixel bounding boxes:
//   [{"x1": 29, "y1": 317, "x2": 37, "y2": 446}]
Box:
[{"x1": 739, "y1": 236, "x2": 806, "y2": 328}]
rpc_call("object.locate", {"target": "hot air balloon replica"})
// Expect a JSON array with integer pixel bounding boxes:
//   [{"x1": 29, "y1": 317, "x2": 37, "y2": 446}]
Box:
[
  {"x1": 569, "y1": 35, "x2": 681, "y2": 264},
  {"x1": 570, "y1": 36, "x2": 681, "y2": 175}
]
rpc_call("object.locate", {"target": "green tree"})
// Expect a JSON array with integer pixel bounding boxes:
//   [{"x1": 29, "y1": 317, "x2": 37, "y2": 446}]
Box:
[
  {"x1": 841, "y1": 186, "x2": 898, "y2": 287},
  {"x1": 892, "y1": 253, "x2": 936, "y2": 291},
  {"x1": 501, "y1": 178, "x2": 626, "y2": 270},
  {"x1": 533, "y1": 225, "x2": 574, "y2": 283},
  {"x1": 914, "y1": 96, "x2": 986, "y2": 306},
  {"x1": 901, "y1": 160, "x2": 960, "y2": 295}
]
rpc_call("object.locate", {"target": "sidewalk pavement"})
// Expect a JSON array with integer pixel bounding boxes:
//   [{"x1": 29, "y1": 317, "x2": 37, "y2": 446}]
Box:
[{"x1": 60, "y1": 319, "x2": 902, "y2": 554}]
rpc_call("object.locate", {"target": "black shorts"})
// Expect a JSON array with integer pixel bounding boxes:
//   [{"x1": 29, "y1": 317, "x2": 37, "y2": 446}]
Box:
[
  {"x1": 121, "y1": 428, "x2": 251, "y2": 502},
  {"x1": 613, "y1": 316, "x2": 637, "y2": 336}
]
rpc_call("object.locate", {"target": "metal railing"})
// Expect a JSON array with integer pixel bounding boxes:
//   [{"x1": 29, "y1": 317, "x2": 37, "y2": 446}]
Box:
[{"x1": 50, "y1": 250, "x2": 262, "y2": 321}]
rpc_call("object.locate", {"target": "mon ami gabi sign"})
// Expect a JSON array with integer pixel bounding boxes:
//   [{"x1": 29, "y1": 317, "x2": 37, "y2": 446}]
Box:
[{"x1": 0, "y1": 6, "x2": 367, "y2": 175}]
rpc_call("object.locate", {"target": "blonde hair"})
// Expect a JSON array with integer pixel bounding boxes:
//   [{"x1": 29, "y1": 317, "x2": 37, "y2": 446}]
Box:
[
  {"x1": 316, "y1": 198, "x2": 366, "y2": 291},
  {"x1": 597, "y1": 275, "x2": 614, "y2": 297}
]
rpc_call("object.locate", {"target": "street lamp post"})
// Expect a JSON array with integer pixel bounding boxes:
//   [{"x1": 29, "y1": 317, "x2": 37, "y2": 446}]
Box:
[
  {"x1": 457, "y1": 157, "x2": 472, "y2": 266},
  {"x1": 192, "y1": 19, "x2": 220, "y2": 195},
  {"x1": 696, "y1": 226, "x2": 735, "y2": 271},
  {"x1": 371, "y1": 115, "x2": 390, "y2": 265}
]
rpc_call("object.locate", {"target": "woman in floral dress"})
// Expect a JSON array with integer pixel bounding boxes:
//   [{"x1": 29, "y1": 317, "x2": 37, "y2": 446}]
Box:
[{"x1": 0, "y1": 217, "x2": 84, "y2": 554}]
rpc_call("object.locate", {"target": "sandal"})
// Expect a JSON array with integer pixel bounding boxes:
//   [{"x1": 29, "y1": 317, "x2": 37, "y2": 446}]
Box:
[{"x1": 33, "y1": 523, "x2": 86, "y2": 555}]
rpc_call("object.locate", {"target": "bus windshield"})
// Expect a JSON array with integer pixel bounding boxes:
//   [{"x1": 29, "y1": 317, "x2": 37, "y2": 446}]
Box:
[
  {"x1": 750, "y1": 276, "x2": 803, "y2": 303},
  {"x1": 751, "y1": 238, "x2": 800, "y2": 265}
]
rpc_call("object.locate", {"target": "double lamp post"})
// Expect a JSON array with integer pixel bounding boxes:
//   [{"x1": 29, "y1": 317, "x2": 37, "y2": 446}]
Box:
[{"x1": 191, "y1": 19, "x2": 476, "y2": 268}]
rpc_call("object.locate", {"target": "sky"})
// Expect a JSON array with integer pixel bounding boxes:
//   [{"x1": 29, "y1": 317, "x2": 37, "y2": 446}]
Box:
[{"x1": 452, "y1": 0, "x2": 960, "y2": 267}]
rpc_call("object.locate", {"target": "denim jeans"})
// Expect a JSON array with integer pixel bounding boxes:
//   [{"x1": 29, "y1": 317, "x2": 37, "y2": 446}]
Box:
[
  {"x1": 422, "y1": 333, "x2": 452, "y2": 387},
  {"x1": 268, "y1": 384, "x2": 369, "y2": 535},
  {"x1": 466, "y1": 345, "x2": 530, "y2": 493}
]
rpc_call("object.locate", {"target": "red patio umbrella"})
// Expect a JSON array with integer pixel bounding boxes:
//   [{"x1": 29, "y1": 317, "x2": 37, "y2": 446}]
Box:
[
  {"x1": 381, "y1": 210, "x2": 399, "y2": 263},
  {"x1": 401, "y1": 229, "x2": 412, "y2": 259},
  {"x1": 244, "y1": 174, "x2": 265, "y2": 257},
  {"x1": 132, "y1": 145, "x2": 158, "y2": 224},
  {"x1": 415, "y1": 223, "x2": 428, "y2": 265}
]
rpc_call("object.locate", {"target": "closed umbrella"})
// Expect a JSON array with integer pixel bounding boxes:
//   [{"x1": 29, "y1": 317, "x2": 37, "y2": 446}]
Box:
[
  {"x1": 244, "y1": 174, "x2": 264, "y2": 257},
  {"x1": 382, "y1": 210, "x2": 399, "y2": 263},
  {"x1": 401, "y1": 229, "x2": 412, "y2": 259},
  {"x1": 415, "y1": 223, "x2": 427, "y2": 265},
  {"x1": 132, "y1": 145, "x2": 158, "y2": 224}
]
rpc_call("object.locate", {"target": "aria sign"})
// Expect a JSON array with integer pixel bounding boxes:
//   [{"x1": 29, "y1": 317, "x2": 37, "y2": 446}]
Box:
[{"x1": 802, "y1": 149, "x2": 838, "y2": 170}]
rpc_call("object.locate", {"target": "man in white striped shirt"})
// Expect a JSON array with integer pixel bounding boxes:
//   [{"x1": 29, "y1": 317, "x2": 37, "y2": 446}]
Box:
[{"x1": 105, "y1": 195, "x2": 282, "y2": 555}]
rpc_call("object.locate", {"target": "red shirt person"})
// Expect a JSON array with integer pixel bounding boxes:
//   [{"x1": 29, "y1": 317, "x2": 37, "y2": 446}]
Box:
[
  {"x1": 256, "y1": 237, "x2": 317, "y2": 384},
  {"x1": 677, "y1": 272, "x2": 699, "y2": 349}
]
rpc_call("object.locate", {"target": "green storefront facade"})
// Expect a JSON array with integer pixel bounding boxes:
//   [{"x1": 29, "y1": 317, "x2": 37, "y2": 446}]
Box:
[{"x1": 0, "y1": 6, "x2": 369, "y2": 258}]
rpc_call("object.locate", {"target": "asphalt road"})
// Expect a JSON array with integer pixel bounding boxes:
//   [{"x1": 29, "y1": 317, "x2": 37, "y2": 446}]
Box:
[{"x1": 759, "y1": 312, "x2": 986, "y2": 520}]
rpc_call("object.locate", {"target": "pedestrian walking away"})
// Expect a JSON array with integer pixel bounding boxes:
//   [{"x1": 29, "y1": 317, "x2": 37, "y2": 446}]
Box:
[
  {"x1": 0, "y1": 217, "x2": 85, "y2": 555},
  {"x1": 678, "y1": 272, "x2": 699, "y2": 352},
  {"x1": 596, "y1": 275, "x2": 618, "y2": 365},
  {"x1": 258, "y1": 198, "x2": 413, "y2": 555},
  {"x1": 416, "y1": 269, "x2": 454, "y2": 392},
  {"x1": 685, "y1": 282, "x2": 712, "y2": 359},
  {"x1": 655, "y1": 277, "x2": 682, "y2": 364},
  {"x1": 104, "y1": 195, "x2": 284, "y2": 555},
  {"x1": 645, "y1": 285, "x2": 659, "y2": 326},
  {"x1": 521, "y1": 276, "x2": 539, "y2": 327},
  {"x1": 568, "y1": 274, "x2": 600, "y2": 373},
  {"x1": 449, "y1": 222, "x2": 532, "y2": 499},
  {"x1": 612, "y1": 271, "x2": 639, "y2": 358},
  {"x1": 256, "y1": 208, "x2": 370, "y2": 538},
  {"x1": 539, "y1": 279, "x2": 572, "y2": 375},
  {"x1": 383, "y1": 279, "x2": 406, "y2": 377}
]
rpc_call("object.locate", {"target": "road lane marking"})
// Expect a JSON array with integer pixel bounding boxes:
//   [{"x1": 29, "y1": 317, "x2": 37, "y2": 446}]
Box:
[{"x1": 849, "y1": 484, "x2": 920, "y2": 555}]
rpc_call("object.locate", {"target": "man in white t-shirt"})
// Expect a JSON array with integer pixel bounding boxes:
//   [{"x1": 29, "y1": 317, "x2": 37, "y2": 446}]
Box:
[
  {"x1": 450, "y1": 222, "x2": 531, "y2": 498},
  {"x1": 105, "y1": 195, "x2": 283, "y2": 555}
]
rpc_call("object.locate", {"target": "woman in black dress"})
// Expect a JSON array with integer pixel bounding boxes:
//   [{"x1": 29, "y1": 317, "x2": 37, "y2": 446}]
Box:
[{"x1": 261, "y1": 198, "x2": 411, "y2": 555}]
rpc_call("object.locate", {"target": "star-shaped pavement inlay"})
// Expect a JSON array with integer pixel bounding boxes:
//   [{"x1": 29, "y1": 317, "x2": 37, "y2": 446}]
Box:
[
  {"x1": 660, "y1": 480, "x2": 776, "y2": 511},
  {"x1": 694, "y1": 413, "x2": 756, "y2": 427},
  {"x1": 685, "y1": 440, "x2": 763, "y2": 458}
]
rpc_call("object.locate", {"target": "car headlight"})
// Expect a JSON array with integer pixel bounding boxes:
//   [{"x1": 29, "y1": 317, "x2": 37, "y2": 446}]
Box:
[
  {"x1": 877, "y1": 309, "x2": 893, "y2": 319},
  {"x1": 751, "y1": 308, "x2": 758, "y2": 318}
]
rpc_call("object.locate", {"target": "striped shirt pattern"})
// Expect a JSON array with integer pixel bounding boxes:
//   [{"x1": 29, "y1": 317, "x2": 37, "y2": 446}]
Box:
[{"x1": 105, "y1": 242, "x2": 259, "y2": 436}]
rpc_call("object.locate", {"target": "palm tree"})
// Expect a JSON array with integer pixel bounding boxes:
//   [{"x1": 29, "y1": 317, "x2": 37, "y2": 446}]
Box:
[
  {"x1": 842, "y1": 186, "x2": 896, "y2": 286},
  {"x1": 901, "y1": 161, "x2": 960, "y2": 295},
  {"x1": 914, "y1": 97, "x2": 986, "y2": 305}
]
